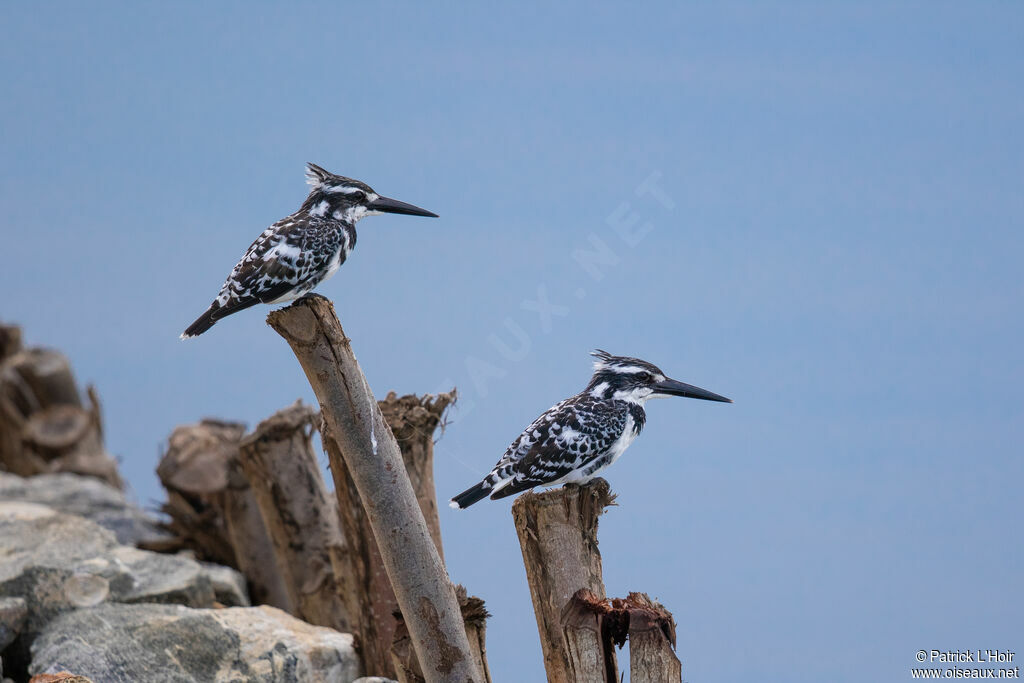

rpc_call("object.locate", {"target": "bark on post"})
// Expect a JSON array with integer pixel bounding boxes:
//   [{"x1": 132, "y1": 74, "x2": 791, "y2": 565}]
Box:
[
  {"x1": 236, "y1": 400, "x2": 352, "y2": 633},
  {"x1": 560, "y1": 590, "x2": 618, "y2": 683},
  {"x1": 559, "y1": 590, "x2": 682, "y2": 683},
  {"x1": 322, "y1": 428, "x2": 398, "y2": 677},
  {"x1": 621, "y1": 593, "x2": 681, "y2": 683},
  {"x1": 323, "y1": 389, "x2": 463, "y2": 678},
  {"x1": 379, "y1": 390, "x2": 455, "y2": 562},
  {"x1": 392, "y1": 587, "x2": 493, "y2": 683},
  {"x1": 0, "y1": 323, "x2": 22, "y2": 363},
  {"x1": 267, "y1": 295, "x2": 479, "y2": 683},
  {"x1": 511, "y1": 479, "x2": 615, "y2": 683},
  {"x1": 153, "y1": 418, "x2": 292, "y2": 611}
]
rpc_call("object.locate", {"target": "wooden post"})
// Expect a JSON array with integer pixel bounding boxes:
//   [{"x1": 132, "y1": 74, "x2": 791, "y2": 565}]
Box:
[
  {"x1": 153, "y1": 418, "x2": 292, "y2": 611},
  {"x1": 559, "y1": 590, "x2": 682, "y2": 683},
  {"x1": 512, "y1": 479, "x2": 615, "y2": 683},
  {"x1": 0, "y1": 323, "x2": 23, "y2": 363},
  {"x1": 322, "y1": 427, "x2": 399, "y2": 677},
  {"x1": 267, "y1": 295, "x2": 480, "y2": 683},
  {"x1": 392, "y1": 586, "x2": 493, "y2": 683},
  {"x1": 621, "y1": 593, "x2": 681, "y2": 683},
  {"x1": 323, "y1": 389, "x2": 472, "y2": 679},
  {"x1": 560, "y1": 590, "x2": 617, "y2": 683},
  {"x1": 236, "y1": 400, "x2": 352, "y2": 633},
  {"x1": 379, "y1": 391, "x2": 455, "y2": 562}
]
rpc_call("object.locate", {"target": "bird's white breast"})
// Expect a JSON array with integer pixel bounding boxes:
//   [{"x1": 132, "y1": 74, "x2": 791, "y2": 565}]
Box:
[
  {"x1": 604, "y1": 414, "x2": 638, "y2": 468},
  {"x1": 558, "y1": 413, "x2": 637, "y2": 485},
  {"x1": 322, "y1": 249, "x2": 344, "y2": 282}
]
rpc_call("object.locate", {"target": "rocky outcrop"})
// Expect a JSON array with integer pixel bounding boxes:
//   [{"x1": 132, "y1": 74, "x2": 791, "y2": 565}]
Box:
[
  {"x1": 0, "y1": 472, "x2": 169, "y2": 546},
  {"x1": 29, "y1": 603, "x2": 360, "y2": 683},
  {"x1": 0, "y1": 502, "x2": 248, "y2": 643},
  {"x1": 0, "y1": 492, "x2": 366, "y2": 683}
]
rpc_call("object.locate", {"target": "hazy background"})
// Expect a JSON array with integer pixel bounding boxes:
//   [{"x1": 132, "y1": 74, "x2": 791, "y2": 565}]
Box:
[{"x1": 2, "y1": 3, "x2": 1021, "y2": 682}]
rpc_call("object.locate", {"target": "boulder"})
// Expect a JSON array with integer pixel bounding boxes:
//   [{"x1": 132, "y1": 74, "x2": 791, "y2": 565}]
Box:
[
  {"x1": 1, "y1": 595, "x2": 27, "y2": 682},
  {"x1": 0, "y1": 472, "x2": 170, "y2": 546},
  {"x1": 30, "y1": 603, "x2": 360, "y2": 682},
  {"x1": 0, "y1": 597, "x2": 27, "y2": 652},
  {"x1": 0, "y1": 503, "x2": 248, "y2": 641}
]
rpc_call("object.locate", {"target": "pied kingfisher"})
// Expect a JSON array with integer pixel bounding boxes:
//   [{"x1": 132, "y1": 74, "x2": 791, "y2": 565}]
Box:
[
  {"x1": 181, "y1": 163, "x2": 437, "y2": 338},
  {"x1": 450, "y1": 350, "x2": 731, "y2": 509}
]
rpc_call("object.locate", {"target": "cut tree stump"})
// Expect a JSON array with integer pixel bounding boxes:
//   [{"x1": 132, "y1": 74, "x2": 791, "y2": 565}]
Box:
[
  {"x1": 560, "y1": 590, "x2": 618, "y2": 683},
  {"x1": 236, "y1": 401, "x2": 352, "y2": 634},
  {"x1": 560, "y1": 590, "x2": 682, "y2": 683},
  {"x1": 619, "y1": 592, "x2": 681, "y2": 683},
  {"x1": 153, "y1": 418, "x2": 291, "y2": 611},
  {"x1": 512, "y1": 479, "x2": 615, "y2": 683},
  {"x1": 0, "y1": 323, "x2": 23, "y2": 363}
]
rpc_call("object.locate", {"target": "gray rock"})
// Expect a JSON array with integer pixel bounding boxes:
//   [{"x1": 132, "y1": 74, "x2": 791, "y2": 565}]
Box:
[
  {"x1": 30, "y1": 603, "x2": 360, "y2": 683},
  {"x1": 0, "y1": 504, "x2": 248, "y2": 640},
  {"x1": 200, "y1": 561, "x2": 250, "y2": 607},
  {"x1": 0, "y1": 472, "x2": 170, "y2": 546},
  {"x1": 0, "y1": 596, "x2": 27, "y2": 651}
]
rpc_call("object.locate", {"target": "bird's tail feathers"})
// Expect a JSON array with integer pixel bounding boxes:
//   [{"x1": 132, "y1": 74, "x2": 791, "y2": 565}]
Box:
[
  {"x1": 449, "y1": 481, "x2": 493, "y2": 510},
  {"x1": 181, "y1": 304, "x2": 219, "y2": 340},
  {"x1": 489, "y1": 478, "x2": 528, "y2": 500}
]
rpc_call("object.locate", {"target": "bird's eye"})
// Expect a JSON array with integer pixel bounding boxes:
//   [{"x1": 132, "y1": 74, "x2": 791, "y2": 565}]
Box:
[
  {"x1": 351, "y1": 191, "x2": 366, "y2": 202},
  {"x1": 638, "y1": 372, "x2": 652, "y2": 382}
]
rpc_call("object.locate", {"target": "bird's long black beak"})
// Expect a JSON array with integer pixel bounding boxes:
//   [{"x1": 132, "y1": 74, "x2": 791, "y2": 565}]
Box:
[
  {"x1": 367, "y1": 195, "x2": 438, "y2": 218},
  {"x1": 653, "y1": 378, "x2": 732, "y2": 403}
]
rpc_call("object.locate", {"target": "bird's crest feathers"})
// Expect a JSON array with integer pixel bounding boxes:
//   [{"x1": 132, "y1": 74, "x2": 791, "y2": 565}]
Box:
[
  {"x1": 591, "y1": 349, "x2": 615, "y2": 369},
  {"x1": 590, "y1": 349, "x2": 665, "y2": 377},
  {"x1": 305, "y1": 162, "x2": 331, "y2": 189}
]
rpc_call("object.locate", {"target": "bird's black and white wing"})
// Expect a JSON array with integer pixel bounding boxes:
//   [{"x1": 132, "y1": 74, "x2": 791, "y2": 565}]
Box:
[
  {"x1": 215, "y1": 218, "x2": 323, "y2": 306},
  {"x1": 181, "y1": 216, "x2": 344, "y2": 338},
  {"x1": 449, "y1": 395, "x2": 638, "y2": 508},
  {"x1": 491, "y1": 396, "x2": 634, "y2": 498}
]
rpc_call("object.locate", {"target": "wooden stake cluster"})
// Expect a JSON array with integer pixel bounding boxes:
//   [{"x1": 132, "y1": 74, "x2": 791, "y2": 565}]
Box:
[
  {"x1": 155, "y1": 385, "x2": 486, "y2": 679},
  {"x1": 513, "y1": 479, "x2": 683, "y2": 683},
  {"x1": 0, "y1": 326, "x2": 121, "y2": 488},
  {"x1": 267, "y1": 295, "x2": 482, "y2": 683}
]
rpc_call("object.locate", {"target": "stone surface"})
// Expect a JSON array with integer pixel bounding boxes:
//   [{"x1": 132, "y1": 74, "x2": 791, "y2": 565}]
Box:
[
  {"x1": 0, "y1": 505, "x2": 248, "y2": 640},
  {"x1": 30, "y1": 603, "x2": 360, "y2": 683},
  {"x1": 0, "y1": 472, "x2": 170, "y2": 546},
  {"x1": 199, "y1": 561, "x2": 249, "y2": 607},
  {"x1": 0, "y1": 596, "x2": 27, "y2": 651}
]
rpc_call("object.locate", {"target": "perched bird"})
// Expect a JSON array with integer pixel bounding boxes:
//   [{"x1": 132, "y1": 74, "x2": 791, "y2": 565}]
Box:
[
  {"x1": 181, "y1": 163, "x2": 437, "y2": 339},
  {"x1": 450, "y1": 350, "x2": 731, "y2": 509}
]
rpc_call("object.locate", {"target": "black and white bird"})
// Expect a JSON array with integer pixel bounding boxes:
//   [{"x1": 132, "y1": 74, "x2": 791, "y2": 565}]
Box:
[
  {"x1": 181, "y1": 163, "x2": 437, "y2": 339},
  {"x1": 449, "y1": 350, "x2": 731, "y2": 509}
]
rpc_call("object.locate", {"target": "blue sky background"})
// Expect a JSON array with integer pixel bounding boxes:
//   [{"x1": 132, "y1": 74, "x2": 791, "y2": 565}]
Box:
[{"x1": 2, "y1": 3, "x2": 1021, "y2": 682}]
